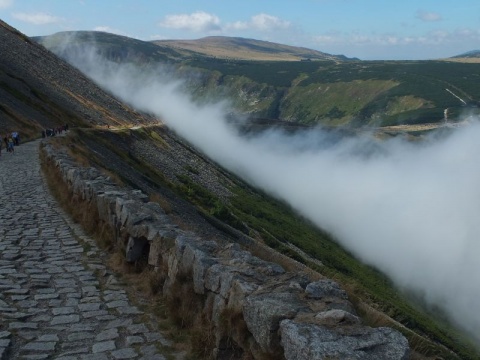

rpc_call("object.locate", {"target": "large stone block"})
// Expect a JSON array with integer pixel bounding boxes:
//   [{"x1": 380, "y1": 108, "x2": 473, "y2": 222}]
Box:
[
  {"x1": 305, "y1": 279, "x2": 348, "y2": 300},
  {"x1": 192, "y1": 252, "x2": 217, "y2": 295},
  {"x1": 280, "y1": 319, "x2": 410, "y2": 360},
  {"x1": 226, "y1": 279, "x2": 258, "y2": 313},
  {"x1": 243, "y1": 292, "x2": 309, "y2": 353}
]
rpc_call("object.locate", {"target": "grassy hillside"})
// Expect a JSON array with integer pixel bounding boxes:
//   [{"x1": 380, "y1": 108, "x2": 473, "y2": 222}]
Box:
[
  {"x1": 152, "y1": 36, "x2": 350, "y2": 61},
  {"x1": 184, "y1": 58, "x2": 480, "y2": 126}
]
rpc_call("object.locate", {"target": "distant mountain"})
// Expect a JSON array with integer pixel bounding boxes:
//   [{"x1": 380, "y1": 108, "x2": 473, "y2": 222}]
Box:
[
  {"x1": 152, "y1": 36, "x2": 354, "y2": 62},
  {"x1": 33, "y1": 31, "x2": 193, "y2": 63},
  {"x1": 452, "y1": 50, "x2": 480, "y2": 58},
  {"x1": 35, "y1": 32, "x2": 354, "y2": 63}
]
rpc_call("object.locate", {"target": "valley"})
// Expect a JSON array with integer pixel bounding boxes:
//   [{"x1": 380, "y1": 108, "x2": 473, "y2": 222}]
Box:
[{"x1": 34, "y1": 31, "x2": 480, "y2": 130}]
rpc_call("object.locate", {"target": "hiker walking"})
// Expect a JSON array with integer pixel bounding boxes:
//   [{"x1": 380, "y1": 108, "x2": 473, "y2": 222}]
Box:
[
  {"x1": 7, "y1": 135, "x2": 14, "y2": 154},
  {"x1": 12, "y1": 131, "x2": 19, "y2": 146},
  {"x1": 13, "y1": 131, "x2": 20, "y2": 146}
]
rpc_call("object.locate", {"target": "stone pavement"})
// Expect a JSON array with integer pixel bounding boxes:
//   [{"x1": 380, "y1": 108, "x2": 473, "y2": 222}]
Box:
[{"x1": 0, "y1": 140, "x2": 172, "y2": 359}]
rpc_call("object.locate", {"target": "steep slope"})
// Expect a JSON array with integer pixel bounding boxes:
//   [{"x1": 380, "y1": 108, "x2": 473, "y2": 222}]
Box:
[{"x1": 0, "y1": 22, "x2": 149, "y2": 140}]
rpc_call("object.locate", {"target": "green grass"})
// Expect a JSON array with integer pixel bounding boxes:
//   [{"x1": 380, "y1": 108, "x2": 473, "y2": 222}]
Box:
[
  {"x1": 185, "y1": 58, "x2": 330, "y2": 87},
  {"x1": 182, "y1": 59, "x2": 480, "y2": 126}
]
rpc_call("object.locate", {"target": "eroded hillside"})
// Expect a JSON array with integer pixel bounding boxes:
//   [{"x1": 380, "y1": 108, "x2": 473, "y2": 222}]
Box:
[{"x1": 0, "y1": 21, "x2": 150, "y2": 139}]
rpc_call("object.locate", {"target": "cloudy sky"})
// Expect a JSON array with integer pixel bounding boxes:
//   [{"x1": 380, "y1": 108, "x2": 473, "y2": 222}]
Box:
[{"x1": 1, "y1": 0, "x2": 479, "y2": 60}]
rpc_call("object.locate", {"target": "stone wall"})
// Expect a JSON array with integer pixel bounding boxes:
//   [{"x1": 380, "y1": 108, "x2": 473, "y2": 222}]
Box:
[{"x1": 41, "y1": 142, "x2": 410, "y2": 360}]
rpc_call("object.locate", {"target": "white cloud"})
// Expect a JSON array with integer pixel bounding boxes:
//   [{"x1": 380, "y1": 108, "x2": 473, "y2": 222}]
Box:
[
  {"x1": 313, "y1": 27, "x2": 480, "y2": 47},
  {"x1": 159, "y1": 11, "x2": 221, "y2": 32},
  {"x1": 416, "y1": 10, "x2": 442, "y2": 22},
  {"x1": 93, "y1": 26, "x2": 129, "y2": 37},
  {"x1": 69, "y1": 50, "x2": 480, "y2": 342},
  {"x1": 0, "y1": 0, "x2": 12, "y2": 9},
  {"x1": 12, "y1": 12, "x2": 63, "y2": 25},
  {"x1": 251, "y1": 13, "x2": 291, "y2": 30},
  {"x1": 229, "y1": 13, "x2": 291, "y2": 32},
  {"x1": 313, "y1": 34, "x2": 337, "y2": 44}
]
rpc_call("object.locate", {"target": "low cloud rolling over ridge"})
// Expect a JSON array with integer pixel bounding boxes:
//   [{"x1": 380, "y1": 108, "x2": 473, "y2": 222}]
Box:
[{"x1": 62, "y1": 45, "x2": 480, "y2": 341}]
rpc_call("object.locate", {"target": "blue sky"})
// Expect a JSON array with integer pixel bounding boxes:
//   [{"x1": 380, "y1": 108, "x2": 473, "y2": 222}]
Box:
[{"x1": 1, "y1": 0, "x2": 479, "y2": 60}]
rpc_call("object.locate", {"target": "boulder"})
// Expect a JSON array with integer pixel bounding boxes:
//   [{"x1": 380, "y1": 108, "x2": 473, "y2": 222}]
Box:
[
  {"x1": 243, "y1": 292, "x2": 309, "y2": 353},
  {"x1": 280, "y1": 319, "x2": 410, "y2": 360},
  {"x1": 305, "y1": 279, "x2": 348, "y2": 300},
  {"x1": 314, "y1": 309, "x2": 361, "y2": 326}
]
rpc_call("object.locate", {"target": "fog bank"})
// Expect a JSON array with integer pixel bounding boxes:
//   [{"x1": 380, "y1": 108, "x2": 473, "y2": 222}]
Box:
[{"x1": 65, "y1": 48, "x2": 480, "y2": 340}]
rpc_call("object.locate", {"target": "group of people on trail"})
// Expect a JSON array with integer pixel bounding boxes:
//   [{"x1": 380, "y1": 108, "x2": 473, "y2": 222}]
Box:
[
  {"x1": 42, "y1": 124, "x2": 68, "y2": 138},
  {"x1": 1, "y1": 131, "x2": 20, "y2": 156}
]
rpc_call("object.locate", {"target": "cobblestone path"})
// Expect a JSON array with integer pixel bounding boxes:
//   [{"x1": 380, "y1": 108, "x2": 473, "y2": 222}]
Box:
[{"x1": 0, "y1": 140, "x2": 172, "y2": 359}]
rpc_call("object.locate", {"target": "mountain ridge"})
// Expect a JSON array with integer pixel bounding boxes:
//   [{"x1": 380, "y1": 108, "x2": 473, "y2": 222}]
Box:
[
  {"x1": 34, "y1": 30, "x2": 480, "y2": 129},
  {"x1": 34, "y1": 30, "x2": 480, "y2": 63},
  {"x1": 452, "y1": 49, "x2": 480, "y2": 58},
  {"x1": 151, "y1": 35, "x2": 355, "y2": 61}
]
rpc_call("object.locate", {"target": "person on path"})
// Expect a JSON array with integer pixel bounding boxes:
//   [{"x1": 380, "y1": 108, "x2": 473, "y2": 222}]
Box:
[
  {"x1": 12, "y1": 131, "x2": 19, "y2": 146},
  {"x1": 7, "y1": 135, "x2": 14, "y2": 154},
  {"x1": 15, "y1": 132, "x2": 20, "y2": 146}
]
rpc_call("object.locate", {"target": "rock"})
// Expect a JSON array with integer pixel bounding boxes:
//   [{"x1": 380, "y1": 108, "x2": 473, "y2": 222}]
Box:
[
  {"x1": 314, "y1": 309, "x2": 361, "y2": 326},
  {"x1": 226, "y1": 279, "x2": 258, "y2": 313},
  {"x1": 192, "y1": 252, "x2": 217, "y2": 295},
  {"x1": 125, "y1": 236, "x2": 148, "y2": 263},
  {"x1": 305, "y1": 279, "x2": 348, "y2": 300},
  {"x1": 280, "y1": 319, "x2": 409, "y2": 360},
  {"x1": 243, "y1": 292, "x2": 309, "y2": 353}
]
